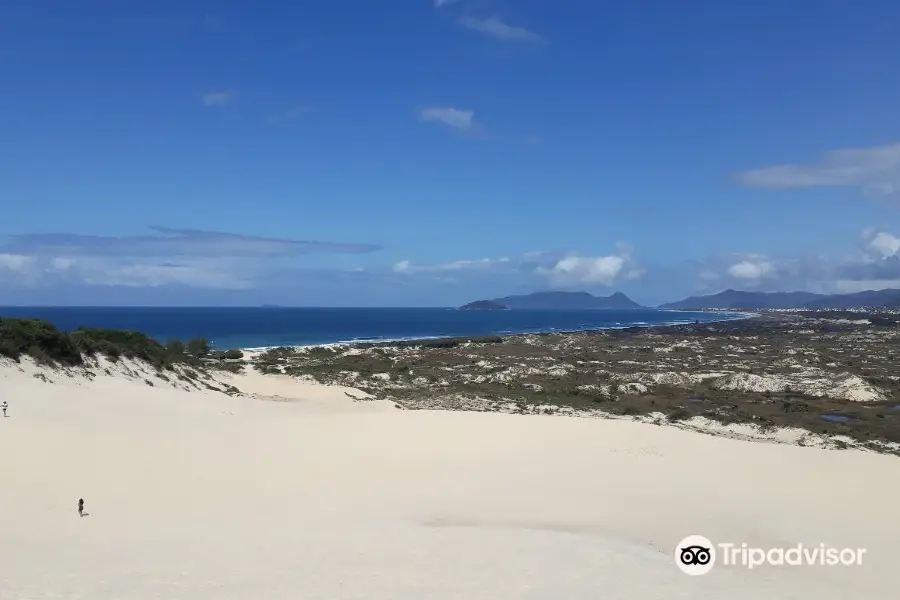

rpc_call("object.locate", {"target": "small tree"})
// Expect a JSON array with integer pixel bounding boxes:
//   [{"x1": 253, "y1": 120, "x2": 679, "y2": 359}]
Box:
[
  {"x1": 165, "y1": 339, "x2": 185, "y2": 356},
  {"x1": 186, "y1": 337, "x2": 210, "y2": 358}
]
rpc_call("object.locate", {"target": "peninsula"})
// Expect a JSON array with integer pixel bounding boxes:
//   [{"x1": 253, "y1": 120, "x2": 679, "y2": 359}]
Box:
[
  {"x1": 457, "y1": 300, "x2": 509, "y2": 310},
  {"x1": 463, "y1": 290, "x2": 643, "y2": 310}
]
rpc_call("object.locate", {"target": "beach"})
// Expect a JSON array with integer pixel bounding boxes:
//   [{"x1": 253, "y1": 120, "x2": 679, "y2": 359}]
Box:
[{"x1": 1, "y1": 355, "x2": 897, "y2": 599}]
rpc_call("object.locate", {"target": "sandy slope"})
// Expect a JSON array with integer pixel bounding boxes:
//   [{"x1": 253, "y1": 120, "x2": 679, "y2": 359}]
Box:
[{"x1": 1, "y1": 358, "x2": 897, "y2": 599}]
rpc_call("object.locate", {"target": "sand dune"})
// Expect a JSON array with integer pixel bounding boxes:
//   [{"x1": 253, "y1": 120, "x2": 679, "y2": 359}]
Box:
[{"x1": 1, "y1": 357, "x2": 897, "y2": 599}]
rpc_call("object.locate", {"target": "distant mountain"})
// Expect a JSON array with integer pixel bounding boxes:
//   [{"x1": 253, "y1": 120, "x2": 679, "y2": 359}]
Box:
[
  {"x1": 659, "y1": 288, "x2": 900, "y2": 310},
  {"x1": 659, "y1": 290, "x2": 824, "y2": 310},
  {"x1": 458, "y1": 300, "x2": 509, "y2": 311},
  {"x1": 468, "y1": 291, "x2": 643, "y2": 310}
]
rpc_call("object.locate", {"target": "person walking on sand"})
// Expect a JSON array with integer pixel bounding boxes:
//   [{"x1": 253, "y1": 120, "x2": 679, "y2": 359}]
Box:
[
  {"x1": 78, "y1": 498, "x2": 84, "y2": 517},
  {"x1": 1, "y1": 400, "x2": 7, "y2": 418}
]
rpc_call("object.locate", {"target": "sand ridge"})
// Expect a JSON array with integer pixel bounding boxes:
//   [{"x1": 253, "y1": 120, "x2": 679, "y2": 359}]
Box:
[{"x1": 1, "y1": 357, "x2": 898, "y2": 599}]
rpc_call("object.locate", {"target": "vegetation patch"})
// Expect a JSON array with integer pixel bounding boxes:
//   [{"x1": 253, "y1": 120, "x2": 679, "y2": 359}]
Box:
[
  {"x1": 0, "y1": 317, "x2": 236, "y2": 372},
  {"x1": 240, "y1": 312, "x2": 900, "y2": 453}
]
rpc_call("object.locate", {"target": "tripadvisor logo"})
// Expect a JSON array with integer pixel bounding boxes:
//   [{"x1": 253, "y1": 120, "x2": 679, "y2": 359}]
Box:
[
  {"x1": 674, "y1": 535, "x2": 867, "y2": 575},
  {"x1": 676, "y1": 535, "x2": 716, "y2": 576}
]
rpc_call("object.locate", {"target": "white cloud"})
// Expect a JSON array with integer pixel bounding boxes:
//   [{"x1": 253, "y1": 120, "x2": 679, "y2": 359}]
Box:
[
  {"x1": 76, "y1": 261, "x2": 251, "y2": 289},
  {"x1": 686, "y1": 231, "x2": 900, "y2": 295},
  {"x1": 0, "y1": 253, "x2": 32, "y2": 272},
  {"x1": 0, "y1": 253, "x2": 252, "y2": 290},
  {"x1": 393, "y1": 260, "x2": 412, "y2": 273},
  {"x1": 382, "y1": 229, "x2": 900, "y2": 300},
  {"x1": 536, "y1": 253, "x2": 631, "y2": 286},
  {"x1": 390, "y1": 250, "x2": 641, "y2": 292},
  {"x1": 419, "y1": 107, "x2": 474, "y2": 130},
  {"x1": 864, "y1": 230, "x2": 900, "y2": 259},
  {"x1": 393, "y1": 257, "x2": 509, "y2": 274},
  {"x1": 737, "y1": 142, "x2": 900, "y2": 195},
  {"x1": 0, "y1": 254, "x2": 40, "y2": 287},
  {"x1": 459, "y1": 17, "x2": 542, "y2": 42},
  {"x1": 439, "y1": 257, "x2": 509, "y2": 270},
  {"x1": 0, "y1": 228, "x2": 381, "y2": 291},
  {"x1": 393, "y1": 250, "x2": 640, "y2": 289},
  {"x1": 727, "y1": 258, "x2": 774, "y2": 280},
  {"x1": 202, "y1": 90, "x2": 235, "y2": 106},
  {"x1": 50, "y1": 257, "x2": 74, "y2": 270}
]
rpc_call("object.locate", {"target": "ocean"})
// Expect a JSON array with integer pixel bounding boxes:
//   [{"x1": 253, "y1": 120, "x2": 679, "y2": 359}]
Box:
[{"x1": 0, "y1": 306, "x2": 745, "y2": 349}]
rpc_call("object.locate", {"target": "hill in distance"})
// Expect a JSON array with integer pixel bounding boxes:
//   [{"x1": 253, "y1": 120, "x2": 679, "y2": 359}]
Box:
[
  {"x1": 460, "y1": 291, "x2": 643, "y2": 310},
  {"x1": 457, "y1": 300, "x2": 509, "y2": 311},
  {"x1": 659, "y1": 288, "x2": 900, "y2": 310}
]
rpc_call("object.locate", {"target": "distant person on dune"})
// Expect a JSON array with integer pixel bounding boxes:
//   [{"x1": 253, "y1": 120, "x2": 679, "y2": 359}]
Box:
[
  {"x1": 78, "y1": 498, "x2": 84, "y2": 517},
  {"x1": 1, "y1": 400, "x2": 7, "y2": 417}
]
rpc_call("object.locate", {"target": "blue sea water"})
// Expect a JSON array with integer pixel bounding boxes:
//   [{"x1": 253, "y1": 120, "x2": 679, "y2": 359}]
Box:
[{"x1": 0, "y1": 306, "x2": 747, "y2": 350}]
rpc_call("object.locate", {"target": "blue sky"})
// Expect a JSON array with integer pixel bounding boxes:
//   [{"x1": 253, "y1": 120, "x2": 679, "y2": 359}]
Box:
[{"x1": 2, "y1": 0, "x2": 900, "y2": 306}]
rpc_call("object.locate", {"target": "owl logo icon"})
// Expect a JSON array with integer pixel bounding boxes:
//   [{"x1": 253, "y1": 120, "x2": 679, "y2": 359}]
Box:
[{"x1": 675, "y1": 535, "x2": 716, "y2": 575}]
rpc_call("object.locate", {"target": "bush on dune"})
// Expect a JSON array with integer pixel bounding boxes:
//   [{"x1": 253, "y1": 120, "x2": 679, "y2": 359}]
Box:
[
  {"x1": 69, "y1": 328, "x2": 182, "y2": 369},
  {"x1": 0, "y1": 317, "x2": 216, "y2": 370},
  {"x1": 186, "y1": 337, "x2": 211, "y2": 358},
  {"x1": 0, "y1": 318, "x2": 83, "y2": 365}
]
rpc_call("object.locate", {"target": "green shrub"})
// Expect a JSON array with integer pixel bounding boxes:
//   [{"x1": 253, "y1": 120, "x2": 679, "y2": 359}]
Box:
[
  {"x1": 186, "y1": 337, "x2": 211, "y2": 358},
  {"x1": 165, "y1": 339, "x2": 186, "y2": 355},
  {"x1": 0, "y1": 317, "x2": 209, "y2": 369},
  {"x1": 0, "y1": 318, "x2": 82, "y2": 365},
  {"x1": 69, "y1": 327, "x2": 175, "y2": 369}
]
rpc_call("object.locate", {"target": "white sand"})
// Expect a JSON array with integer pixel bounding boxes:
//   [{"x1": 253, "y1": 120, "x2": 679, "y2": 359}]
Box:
[{"x1": 1, "y1": 358, "x2": 898, "y2": 599}]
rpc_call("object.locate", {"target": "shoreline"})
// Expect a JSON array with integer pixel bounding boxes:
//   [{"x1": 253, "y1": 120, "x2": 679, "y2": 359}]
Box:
[{"x1": 235, "y1": 310, "x2": 757, "y2": 353}]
